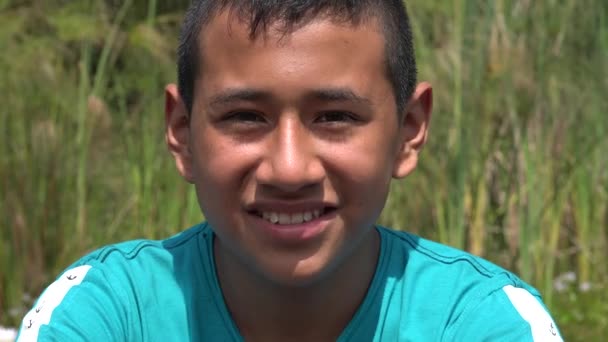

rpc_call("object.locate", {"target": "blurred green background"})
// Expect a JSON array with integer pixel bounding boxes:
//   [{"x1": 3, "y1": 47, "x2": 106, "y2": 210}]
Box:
[{"x1": 1, "y1": 0, "x2": 607, "y2": 340}]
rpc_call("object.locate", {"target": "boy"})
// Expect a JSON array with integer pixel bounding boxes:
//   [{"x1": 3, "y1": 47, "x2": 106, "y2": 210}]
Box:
[{"x1": 18, "y1": 0, "x2": 563, "y2": 341}]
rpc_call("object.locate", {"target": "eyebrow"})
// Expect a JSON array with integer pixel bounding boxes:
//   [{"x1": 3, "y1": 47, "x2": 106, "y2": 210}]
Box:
[
  {"x1": 207, "y1": 87, "x2": 372, "y2": 108},
  {"x1": 208, "y1": 88, "x2": 273, "y2": 108},
  {"x1": 307, "y1": 88, "x2": 372, "y2": 106}
]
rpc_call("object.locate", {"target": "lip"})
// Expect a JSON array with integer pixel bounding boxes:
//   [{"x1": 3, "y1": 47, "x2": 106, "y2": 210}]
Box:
[{"x1": 245, "y1": 207, "x2": 337, "y2": 244}]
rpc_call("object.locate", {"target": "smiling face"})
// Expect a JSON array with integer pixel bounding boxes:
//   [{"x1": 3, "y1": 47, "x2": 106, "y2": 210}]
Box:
[{"x1": 165, "y1": 11, "x2": 431, "y2": 287}]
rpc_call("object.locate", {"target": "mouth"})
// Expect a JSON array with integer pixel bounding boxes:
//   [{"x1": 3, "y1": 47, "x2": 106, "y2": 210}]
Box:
[{"x1": 248, "y1": 207, "x2": 337, "y2": 226}]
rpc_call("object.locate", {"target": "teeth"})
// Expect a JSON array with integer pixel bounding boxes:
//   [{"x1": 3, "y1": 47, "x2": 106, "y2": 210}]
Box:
[
  {"x1": 278, "y1": 213, "x2": 290, "y2": 224},
  {"x1": 259, "y1": 209, "x2": 324, "y2": 225},
  {"x1": 270, "y1": 212, "x2": 279, "y2": 224},
  {"x1": 291, "y1": 213, "x2": 303, "y2": 224},
  {"x1": 303, "y1": 212, "x2": 313, "y2": 222}
]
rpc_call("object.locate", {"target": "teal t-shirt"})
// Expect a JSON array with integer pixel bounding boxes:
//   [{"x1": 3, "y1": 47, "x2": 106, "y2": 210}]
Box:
[{"x1": 17, "y1": 223, "x2": 563, "y2": 341}]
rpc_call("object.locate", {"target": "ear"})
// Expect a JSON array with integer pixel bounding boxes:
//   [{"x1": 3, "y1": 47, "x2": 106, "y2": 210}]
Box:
[
  {"x1": 393, "y1": 82, "x2": 433, "y2": 179},
  {"x1": 165, "y1": 83, "x2": 194, "y2": 183}
]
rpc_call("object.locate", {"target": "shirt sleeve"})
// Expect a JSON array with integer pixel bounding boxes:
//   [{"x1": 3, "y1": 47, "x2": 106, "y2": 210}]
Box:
[
  {"x1": 445, "y1": 285, "x2": 564, "y2": 342},
  {"x1": 16, "y1": 263, "x2": 130, "y2": 342}
]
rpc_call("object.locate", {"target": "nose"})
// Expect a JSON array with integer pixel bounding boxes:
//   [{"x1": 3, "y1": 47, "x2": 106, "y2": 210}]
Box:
[{"x1": 256, "y1": 116, "x2": 325, "y2": 193}]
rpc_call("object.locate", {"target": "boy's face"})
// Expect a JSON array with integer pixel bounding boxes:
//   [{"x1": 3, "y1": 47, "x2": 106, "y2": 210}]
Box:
[{"x1": 165, "y1": 12, "x2": 432, "y2": 286}]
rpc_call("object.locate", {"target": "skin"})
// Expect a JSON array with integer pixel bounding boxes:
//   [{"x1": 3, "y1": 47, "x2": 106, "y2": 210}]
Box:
[{"x1": 165, "y1": 11, "x2": 432, "y2": 342}]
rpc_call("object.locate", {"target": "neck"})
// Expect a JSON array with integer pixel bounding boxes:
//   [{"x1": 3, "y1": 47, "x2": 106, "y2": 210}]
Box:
[{"x1": 214, "y1": 228, "x2": 380, "y2": 342}]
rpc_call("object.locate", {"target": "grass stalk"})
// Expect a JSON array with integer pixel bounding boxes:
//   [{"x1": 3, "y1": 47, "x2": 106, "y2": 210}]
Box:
[{"x1": 147, "y1": 0, "x2": 158, "y2": 27}]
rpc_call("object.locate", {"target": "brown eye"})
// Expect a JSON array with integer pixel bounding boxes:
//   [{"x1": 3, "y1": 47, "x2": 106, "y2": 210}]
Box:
[
  {"x1": 226, "y1": 111, "x2": 266, "y2": 123},
  {"x1": 316, "y1": 111, "x2": 358, "y2": 123}
]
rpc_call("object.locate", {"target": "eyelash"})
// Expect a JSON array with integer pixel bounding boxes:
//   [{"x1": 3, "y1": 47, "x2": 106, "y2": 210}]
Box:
[
  {"x1": 315, "y1": 111, "x2": 359, "y2": 124},
  {"x1": 224, "y1": 111, "x2": 266, "y2": 123},
  {"x1": 222, "y1": 110, "x2": 359, "y2": 126}
]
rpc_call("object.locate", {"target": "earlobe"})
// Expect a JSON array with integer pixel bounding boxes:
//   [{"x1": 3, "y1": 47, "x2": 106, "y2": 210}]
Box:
[
  {"x1": 165, "y1": 84, "x2": 194, "y2": 183},
  {"x1": 393, "y1": 82, "x2": 433, "y2": 179}
]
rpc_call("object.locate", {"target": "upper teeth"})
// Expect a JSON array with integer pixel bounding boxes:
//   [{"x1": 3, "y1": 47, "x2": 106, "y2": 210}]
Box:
[{"x1": 261, "y1": 210, "x2": 321, "y2": 225}]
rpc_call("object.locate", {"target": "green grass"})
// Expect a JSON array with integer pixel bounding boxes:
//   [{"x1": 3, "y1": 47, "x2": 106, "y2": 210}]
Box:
[{"x1": 1, "y1": 0, "x2": 607, "y2": 340}]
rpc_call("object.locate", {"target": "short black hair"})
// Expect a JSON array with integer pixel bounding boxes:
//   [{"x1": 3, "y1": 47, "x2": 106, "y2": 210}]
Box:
[{"x1": 177, "y1": 0, "x2": 416, "y2": 115}]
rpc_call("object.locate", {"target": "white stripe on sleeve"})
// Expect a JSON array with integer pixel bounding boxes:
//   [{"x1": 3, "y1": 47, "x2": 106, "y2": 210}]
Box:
[
  {"x1": 18, "y1": 265, "x2": 92, "y2": 342},
  {"x1": 502, "y1": 285, "x2": 563, "y2": 342}
]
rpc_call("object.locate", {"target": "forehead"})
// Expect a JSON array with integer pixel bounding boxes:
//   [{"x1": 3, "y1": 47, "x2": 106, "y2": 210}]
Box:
[{"x1": 194, "y1": 11, "x2": 391, "y2": 104}]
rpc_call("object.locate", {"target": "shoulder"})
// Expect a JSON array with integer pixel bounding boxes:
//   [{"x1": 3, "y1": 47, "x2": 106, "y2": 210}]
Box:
[
  {"x1": 443, "y1": 284, "x2": 563, "y2": 341},
  {"x1": 53, "y1": 222, "x2": 211, "y2": 279},
  {"x1": 378, "y1": 226, "x2": 528, "y2": 288},
  {"x1": 17, "y1": 223, "x2": 211, "y2": 341},
  {"x1": 78, "y1": 222, "x2": 209, "y2": 266},
  {"x1": 376, "y1": 227, "x2": 563, "y2": 341},
  {"x1": 17, "y1": 260, "x2": 126, "y2": 341}
]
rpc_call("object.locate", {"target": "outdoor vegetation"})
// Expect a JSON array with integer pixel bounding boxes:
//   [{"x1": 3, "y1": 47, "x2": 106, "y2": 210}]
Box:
[{"x1": 1, "y1": 0, "x2": 607, "y2": 340}]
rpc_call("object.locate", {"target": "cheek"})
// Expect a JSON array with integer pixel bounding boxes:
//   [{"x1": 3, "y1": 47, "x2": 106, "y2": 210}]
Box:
[
  {"x1": 193, "y1": 133, "x2": 256, "y2": 182},
  {"x1": 322, "y1": 136, "x2": 395, "y2": 204},
  {"x1": 191, "y1": 140, "x2": 254, "y2": 229},
  {"x1": 330, "y1": 126, "x2": 397, "y2": 177}
]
